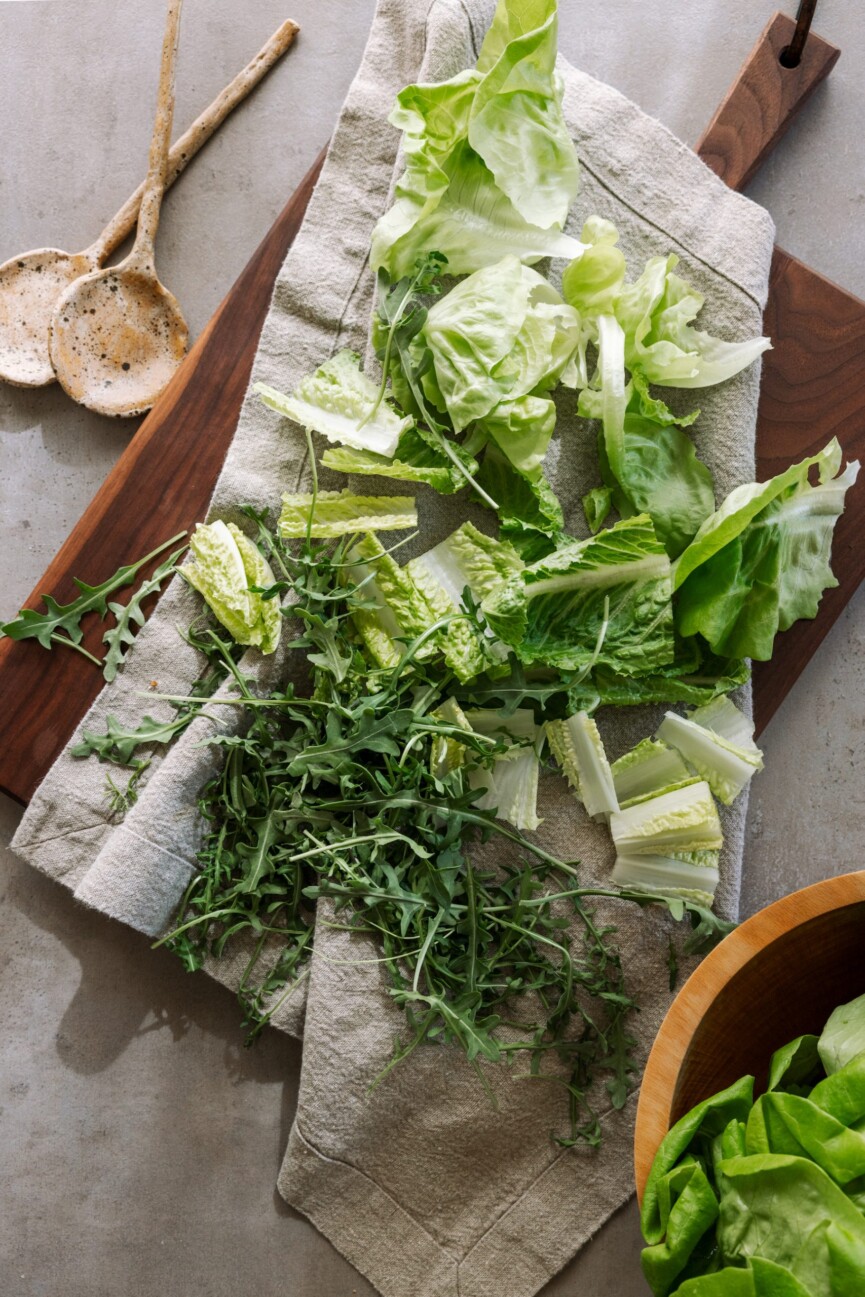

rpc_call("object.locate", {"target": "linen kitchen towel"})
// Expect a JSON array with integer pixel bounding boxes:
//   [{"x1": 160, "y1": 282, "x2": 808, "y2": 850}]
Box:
[{"x1": 12, "y1": 0, "x2": 775, "y2": 1292}]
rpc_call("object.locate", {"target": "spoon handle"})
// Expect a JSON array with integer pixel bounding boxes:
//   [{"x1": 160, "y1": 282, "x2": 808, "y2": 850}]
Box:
[
  {"x1": 129, "y1": 0, "x2": 183, "y2": 270},
  {"x1": 91, "y1": 19, "x2": 300, "y2": 265}
]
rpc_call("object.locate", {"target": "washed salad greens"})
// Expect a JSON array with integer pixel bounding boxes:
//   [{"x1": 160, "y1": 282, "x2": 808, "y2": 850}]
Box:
[
  {"x1": 641, "y1": 993, "x2": 865, "y2": 1295},
  {"x1": 51, "y1": 0, "x2": 857, "y2": 1147}
]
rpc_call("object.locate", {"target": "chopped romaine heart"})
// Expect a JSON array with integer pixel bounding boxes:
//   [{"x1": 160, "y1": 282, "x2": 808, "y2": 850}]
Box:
[
  {"x1": 546, "y1": 712, "x2": 619, "y2": 819},
  {"x1": 181, "y1": 520, "x2": 281, "y2": 655},
  {"x1": 609, "y1": 780, "x2": 723, "y2": 857},
  {"x1": 278, "y1": 491, "x2": 417, "y2": 538},
  {"x1": 658, "y1": 705, "x2": 763, "y2": 805},
  {"x1": 611, "y1": 737, "x2": 692, "y2": 806}
]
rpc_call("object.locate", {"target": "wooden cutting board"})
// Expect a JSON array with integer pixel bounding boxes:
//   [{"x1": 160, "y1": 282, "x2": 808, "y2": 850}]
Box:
[{"x1": 1, "y1": 12, "x2": 862, "y2": 805}]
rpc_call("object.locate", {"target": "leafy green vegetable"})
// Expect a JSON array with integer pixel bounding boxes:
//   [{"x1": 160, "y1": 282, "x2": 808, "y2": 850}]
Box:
[
  {"x1": 278, "y1": 490, "x2": 417, "y2": 538},
  {"x1": 818, "y1": 993, "x2": 865, "y2": 1077},
  {"x1": 566, "y1": 648, "x2": 749, "y2": 713},
  {"x1": 611, "y1": 738, "x2": 692, "y2": 806},
  {"x1": 102, "y1": 542, "x2": 187, "y2": 683},
  {"x1": 321, "y1": 424, "x2": 474, "y2": 494},
  {"x1": 346, "y1": 532, "x2": 439, "y2": 669},
  {"x1": 181, "y1": 521, "x2": 281, "y2": 654},
  {"x1": 483, "y1": 514, "x2": 675, "y2": 676},
  {"x1": 610, "y1": 781, "x2": 723, "y2": 858},
  {"x1": 611, "y1": 851, "x2": 719, "y2": 907},
  {"x1": 370, "y1": 0, "x2": 582, "y2": 278},
  {"x1": 561, "y1": 217, "x2": 625, "y2": 316},
  {"x1": 546, "y1": 712, "x2": 619, "y2": 819},
  {"x1": 464, "y1": 708, "x2": 541, "y2": 831},
  {"x1": 475, "y1": 444, "x2": 565, "y2": 552},
  {"x1": 418, "y1": 256, "x2": 580, "y2": 474},
  {"x1": 0, "y1": 531, "x2": 186, "y2": 670},
  {"x1": 583, "y1": 485, "x2": 612, "y2": 534},
  {"x1": 255, "y1": 350, "x2": 410, "y2": 458},
  {"x1": 658, "y1": 707, "x2": 763, "y2": 806},
  {"x1": 674, "y1": 439, "x2": 860, "y2": 660}
]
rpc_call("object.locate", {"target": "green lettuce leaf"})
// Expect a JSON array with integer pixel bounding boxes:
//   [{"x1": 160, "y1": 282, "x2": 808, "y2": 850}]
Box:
[
  {"x1": 583, "y1": 485, "x2": 613, "y2": 534},
  {"x1": 818, "y1": 993, "x2": 865, "y2": 1077},
  {"x1": 609, "y1": 780, "x2": 723, "y2": 857},
  {"x1": 476, "y1": 443, "x2": 565, "y2": 548},
  {"x1": 181, "y1": 521, "x2": 281, "y2": 655},
  {"x1": 611, "y1": 850, "x2": 719, "y2": 907},
  {"x1": 641, "y1": 1160, "x2": 720, "y2": 1297},
  {"x1": 674, "y1": 439, "x2": 860, "y2": 660},
  {"x1": 370, "y1": 0, "x2": 583, "y2": 278},
  {"x1": 483, "y1": 514, "x2": 675, "y2": 675},
  {"x1": 346, "y1": 533, "x2": 437, "y2": 668},
  {"x1": 616, "y1": 254, "x2": 771, "y2": 389},
  {"x1": 464, "y1": 708, "x2": 541, "y2": 831},
  {"x1": 278, "y1": 490, "x2": 417, "y2": 539},
  {"x1": 767, "y1": 1035, "x2": 822, "y2": 1096},
  {"x1": 255, "y1": 351, "x2": 410, "y2": 458},
  {"x1": 406, "y1": 523, "x2": 520, "y2": 682},
  {"x1": 567, "y1": 644, "x2": 749, "y2": 712},
  {"x1": 670, "y1": 1258, "x2": 814, "y2": 1296},
  {"x1": 561, "y1": 217, "x2": 626, "y2": 316},
  {"x1": 320, "y1": 423, "x2": 476, "y2": 495}
]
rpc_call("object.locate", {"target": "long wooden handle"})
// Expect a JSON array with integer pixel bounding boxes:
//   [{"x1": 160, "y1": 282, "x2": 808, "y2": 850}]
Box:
[
  {"x1": 130, "y1": 0, "x2": 183, "y2": 266},
  {"x1": 695, "y1": 10, "x2": 839, "y2": 192},
  {"x1": 92, "y1": 19, "x2": 300, "y2": 264}
]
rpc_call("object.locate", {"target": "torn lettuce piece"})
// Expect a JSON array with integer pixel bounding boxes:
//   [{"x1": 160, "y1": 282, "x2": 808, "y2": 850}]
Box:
[
  {"x1": 419, "y1": 257, "x2": 581, "y2": 458},
  {"x1": 818, "y1": 994, "x2": 865, "y2": 1077},
  {"x1": 464, "y1": 708, "x2": 541, "y2": 831},
  {"x1": 609, "y1": 780, "x2": 723, "y2": 857},
  {"x1": 483, "y1": 514, "x2": 674, "y2": 676},
  {"x1": 546, "y1": 712, "x2": 618, "y2": 819},
  {"x1": 659, "y1": 706, "x2": 763, "y2": 806},
  {"x1": 674, "y1": 439, "x2": 860, "y2": 660},
  {"x1": 255, "y1": 351, "x2": 410, "y2": 458},
  {"x1": 278, "y1": 491, "x2": 417, "y2": 539},
  {"x1": 611, "y1": 738, "x2": 692, "y2": 806},
  {"x1": 346, "y1": 533, "x2": 437, "y2": 668},
  {"x1": 615, "y1": 253, "x2": 771, "y2": 389},
  {"x1": 583, "y1": 485, "x2": 613, "y2": 534},
  {"x1": 561, "y1": 217, "x2": 626, "y2": 317},
  {"x1": 430, "y1": 697, "x2": 473, "y2": 780},
  {"x1": 476, "y1": 444, "x2": 565, "y2": 553},
  {"x1": 181, "y1": 520, "x2": 281, "y2": 655},
  {"x1": 321, "y1": 424, "x2": 476, "y2": 495},
  {"x1": 611, "y1": 850, "x2": 720, "y2": 907},
  {"x1": 567, "y1": 646, "x2": 749, "y2": 713},
  {"x1": 689, "y1": 695, "x2": 757, "y2": 749},
  {"x1": 370, "y1": 0, "x2": 582, "y2": 278}
]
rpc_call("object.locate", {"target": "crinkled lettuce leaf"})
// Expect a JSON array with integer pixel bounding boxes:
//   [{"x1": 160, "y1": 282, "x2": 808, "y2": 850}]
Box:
[
  {"x1": 611, "y1": 738, "x2": 692, "y2": 806},
  {"x1": 567, "y1": 644, "x2": 749, "y2": 712},
  {"x1": 346, "y1": 533, "x2": 438, "y2": 667},
  {"x1": 674, "y1": 439, "x2": 860, "y2": 660},
  {"x1": 182, "y1": 521, "x2": 281, "y2": 655},
  {"x1": 321, "y1": 423, "x2": 476, "y2": 495},
  {"x1": 256, "y1": 351, "x2": 410, "y2": 458},
  {"x1": 658, "y1": 707, "x2": 763, "y2": 806},
  {"x1": 279, "y1": 490, "x2": 417, "y2": 539},
  {"x1": 476, "y1": 443, "x2": 565, "y2": 553},
  {"x1": 546, "y1": 711, "x2": 619, "y2": 819},
  {"x1": 483, "y1": 513, "x2": 675, "y2": 676},
  {"x1": 370, "y1": 0, "x2": 582, "y2": 278},
  {"x1": 609, "y1": 780, "x2": 723, "y2": 857}
]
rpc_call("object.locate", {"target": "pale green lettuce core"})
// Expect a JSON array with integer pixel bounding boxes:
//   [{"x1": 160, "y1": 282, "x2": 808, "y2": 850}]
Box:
[
  {"x1": 182, "y1": 520, "x2": 281, "y2": 655},
  {"x1": 609, "y1": 780, "x2": 723, "y2": 857},
  {"x1": 255, "y1": 351, "x2": 410, "y2": 459},
  {"x1": 278, "y1": 491, "x2": 417, "y2": 539},
  {"x1": 370, "y1": 0, "x2": 583, "y2": 278},
  {"x1": 611, "y1": 851, "x2": 720, "y2": 907},
  {"x1": 430, "y1": 697, "x2": 473, "y2": 780},
  {"x1": 611, "y1": 737, "x2": 692, "y2": 806},
  {"x1": 658, "y1": 705, "x2": 763, "y2": 806},
  {"x1": 407, "y1": 522, "x2": 521, "y2": 681},
  {"x1": 674, "y1": 439, "x2": 860, "y2": 660},
  {"x1": 546, "y1": 712, "x2": 619, "y2": 819},
  {"x1": 483, "y1": 513, "x2": 674, "y2": 675},
  {"x1": 465, "y1": 709, "x2": 541, "y2": 831}
]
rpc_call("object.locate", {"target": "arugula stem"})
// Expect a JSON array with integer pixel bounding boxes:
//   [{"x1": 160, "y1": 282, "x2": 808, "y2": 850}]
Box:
[{"x1": 49, "y1": 633, "x2": 104, "y2": 667}]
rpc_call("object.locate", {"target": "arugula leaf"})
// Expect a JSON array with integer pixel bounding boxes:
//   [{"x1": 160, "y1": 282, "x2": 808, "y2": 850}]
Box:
[
  {"x1": 102, "y1": 544, "x2": 186, "y2": 682},
  {"x1": 71, "y1": 712, "x2": 196, "y2": 767},
  {"x1": 1, "y1": 531, "x2": 186, "y2": 659}
]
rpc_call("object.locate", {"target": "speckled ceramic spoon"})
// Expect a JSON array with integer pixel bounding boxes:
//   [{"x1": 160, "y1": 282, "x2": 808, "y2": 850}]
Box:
[{"x1": 0, "y1": 17, "x2": 299, "y2": 391}]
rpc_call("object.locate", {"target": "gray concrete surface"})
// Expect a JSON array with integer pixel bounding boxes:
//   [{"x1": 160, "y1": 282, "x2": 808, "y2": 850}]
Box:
[{"x1": 1, "y1": 2, "x2": 864, "y2": 1293}]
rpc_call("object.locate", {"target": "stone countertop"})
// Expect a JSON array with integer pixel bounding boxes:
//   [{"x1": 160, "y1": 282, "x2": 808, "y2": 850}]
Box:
[{"x1": 1, "y1": 2, "x2": 863, "y2": 1294}]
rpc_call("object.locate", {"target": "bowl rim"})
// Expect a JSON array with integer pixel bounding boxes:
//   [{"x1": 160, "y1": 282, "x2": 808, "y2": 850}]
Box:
[{"x1": 633, "y1": 868, "x2": 865, "y2": 1204}]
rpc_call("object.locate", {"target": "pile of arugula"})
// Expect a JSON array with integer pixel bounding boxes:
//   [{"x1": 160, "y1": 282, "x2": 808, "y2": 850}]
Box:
[{"x1": 7, "y1": 0, "x2": 858, "y2": 1146}]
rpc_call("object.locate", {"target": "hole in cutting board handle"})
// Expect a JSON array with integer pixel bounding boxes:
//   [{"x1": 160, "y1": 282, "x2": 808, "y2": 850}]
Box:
[{"x1": 779, "y1": 43, "x2": 802, "y2": 68}]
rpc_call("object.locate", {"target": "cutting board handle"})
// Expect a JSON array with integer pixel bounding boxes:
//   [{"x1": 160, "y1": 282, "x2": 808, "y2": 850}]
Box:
[{"x1": 696, "y1": 9, "x2": 840, "y2": 193}]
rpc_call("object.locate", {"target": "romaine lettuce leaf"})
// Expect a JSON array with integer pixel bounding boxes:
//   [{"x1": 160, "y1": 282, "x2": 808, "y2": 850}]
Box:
[
  {"x1": 321, "y1": 424, "x2": 476, "y2": 495},
  {"x1": 659, "y1": 708, "x2": 763, "y2": 806},
  {"x1": 475, "y1": 444, "x2": 565, "y2": 551},
  {"x1": 674, "y1": 439, "x2": 860, "y2": 660},
  {"x1": 256, "y1": 351, "x2": 410, "y2": 458},
  {"x1": 611, "y1": 850, "x2": 719, "y2": 907},
  {"x1": 430, "y1": 696, "x2": 473, "y2": 780},
  {"x1": 464, "y1": 708, "x2": 541, "y2": 831},
  {"x1": 370, "y1": 0, "x2": 583, "y2": 278},
  {"x1": 546, "y1": 711, "x2": 619, "y2": 819},
  {"x1": 611, "y1": 738, "x2": 692, "y2": 806},
  {"x1": 278, "y1": 491, "x2": 417, "y2": 539},
  {"x1": 567, "y1": 644, "x2": 749, "y2": 712},
  {"x1": 583, "y1": 485, "x2": 613, "y2": 534},
  {"x1": 181, "y1": 521, "x2": 281, "y2": 655},
  {"x1": 483, "y1": 514, "x2": 675, "y2": 676},
  {"x1": 407, "y1": 522, "x2": 519, "y2": 682},
  {"x1": 609, "y1": 780, "x2": 723, "y2": 856},
  {"x1": 346, "y1": 533, "x2": 437, "y2": 667}
]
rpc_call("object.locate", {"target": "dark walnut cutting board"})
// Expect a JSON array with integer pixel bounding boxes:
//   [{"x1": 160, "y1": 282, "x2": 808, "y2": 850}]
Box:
[{"x1": 1, "y1": 12, "x2": 862, "y2": 805}]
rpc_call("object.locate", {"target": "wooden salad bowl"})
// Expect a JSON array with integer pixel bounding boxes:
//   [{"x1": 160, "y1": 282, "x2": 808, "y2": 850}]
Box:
[{"x1": 634, "y1": 870, "x2": 865, "y2": 1203}]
